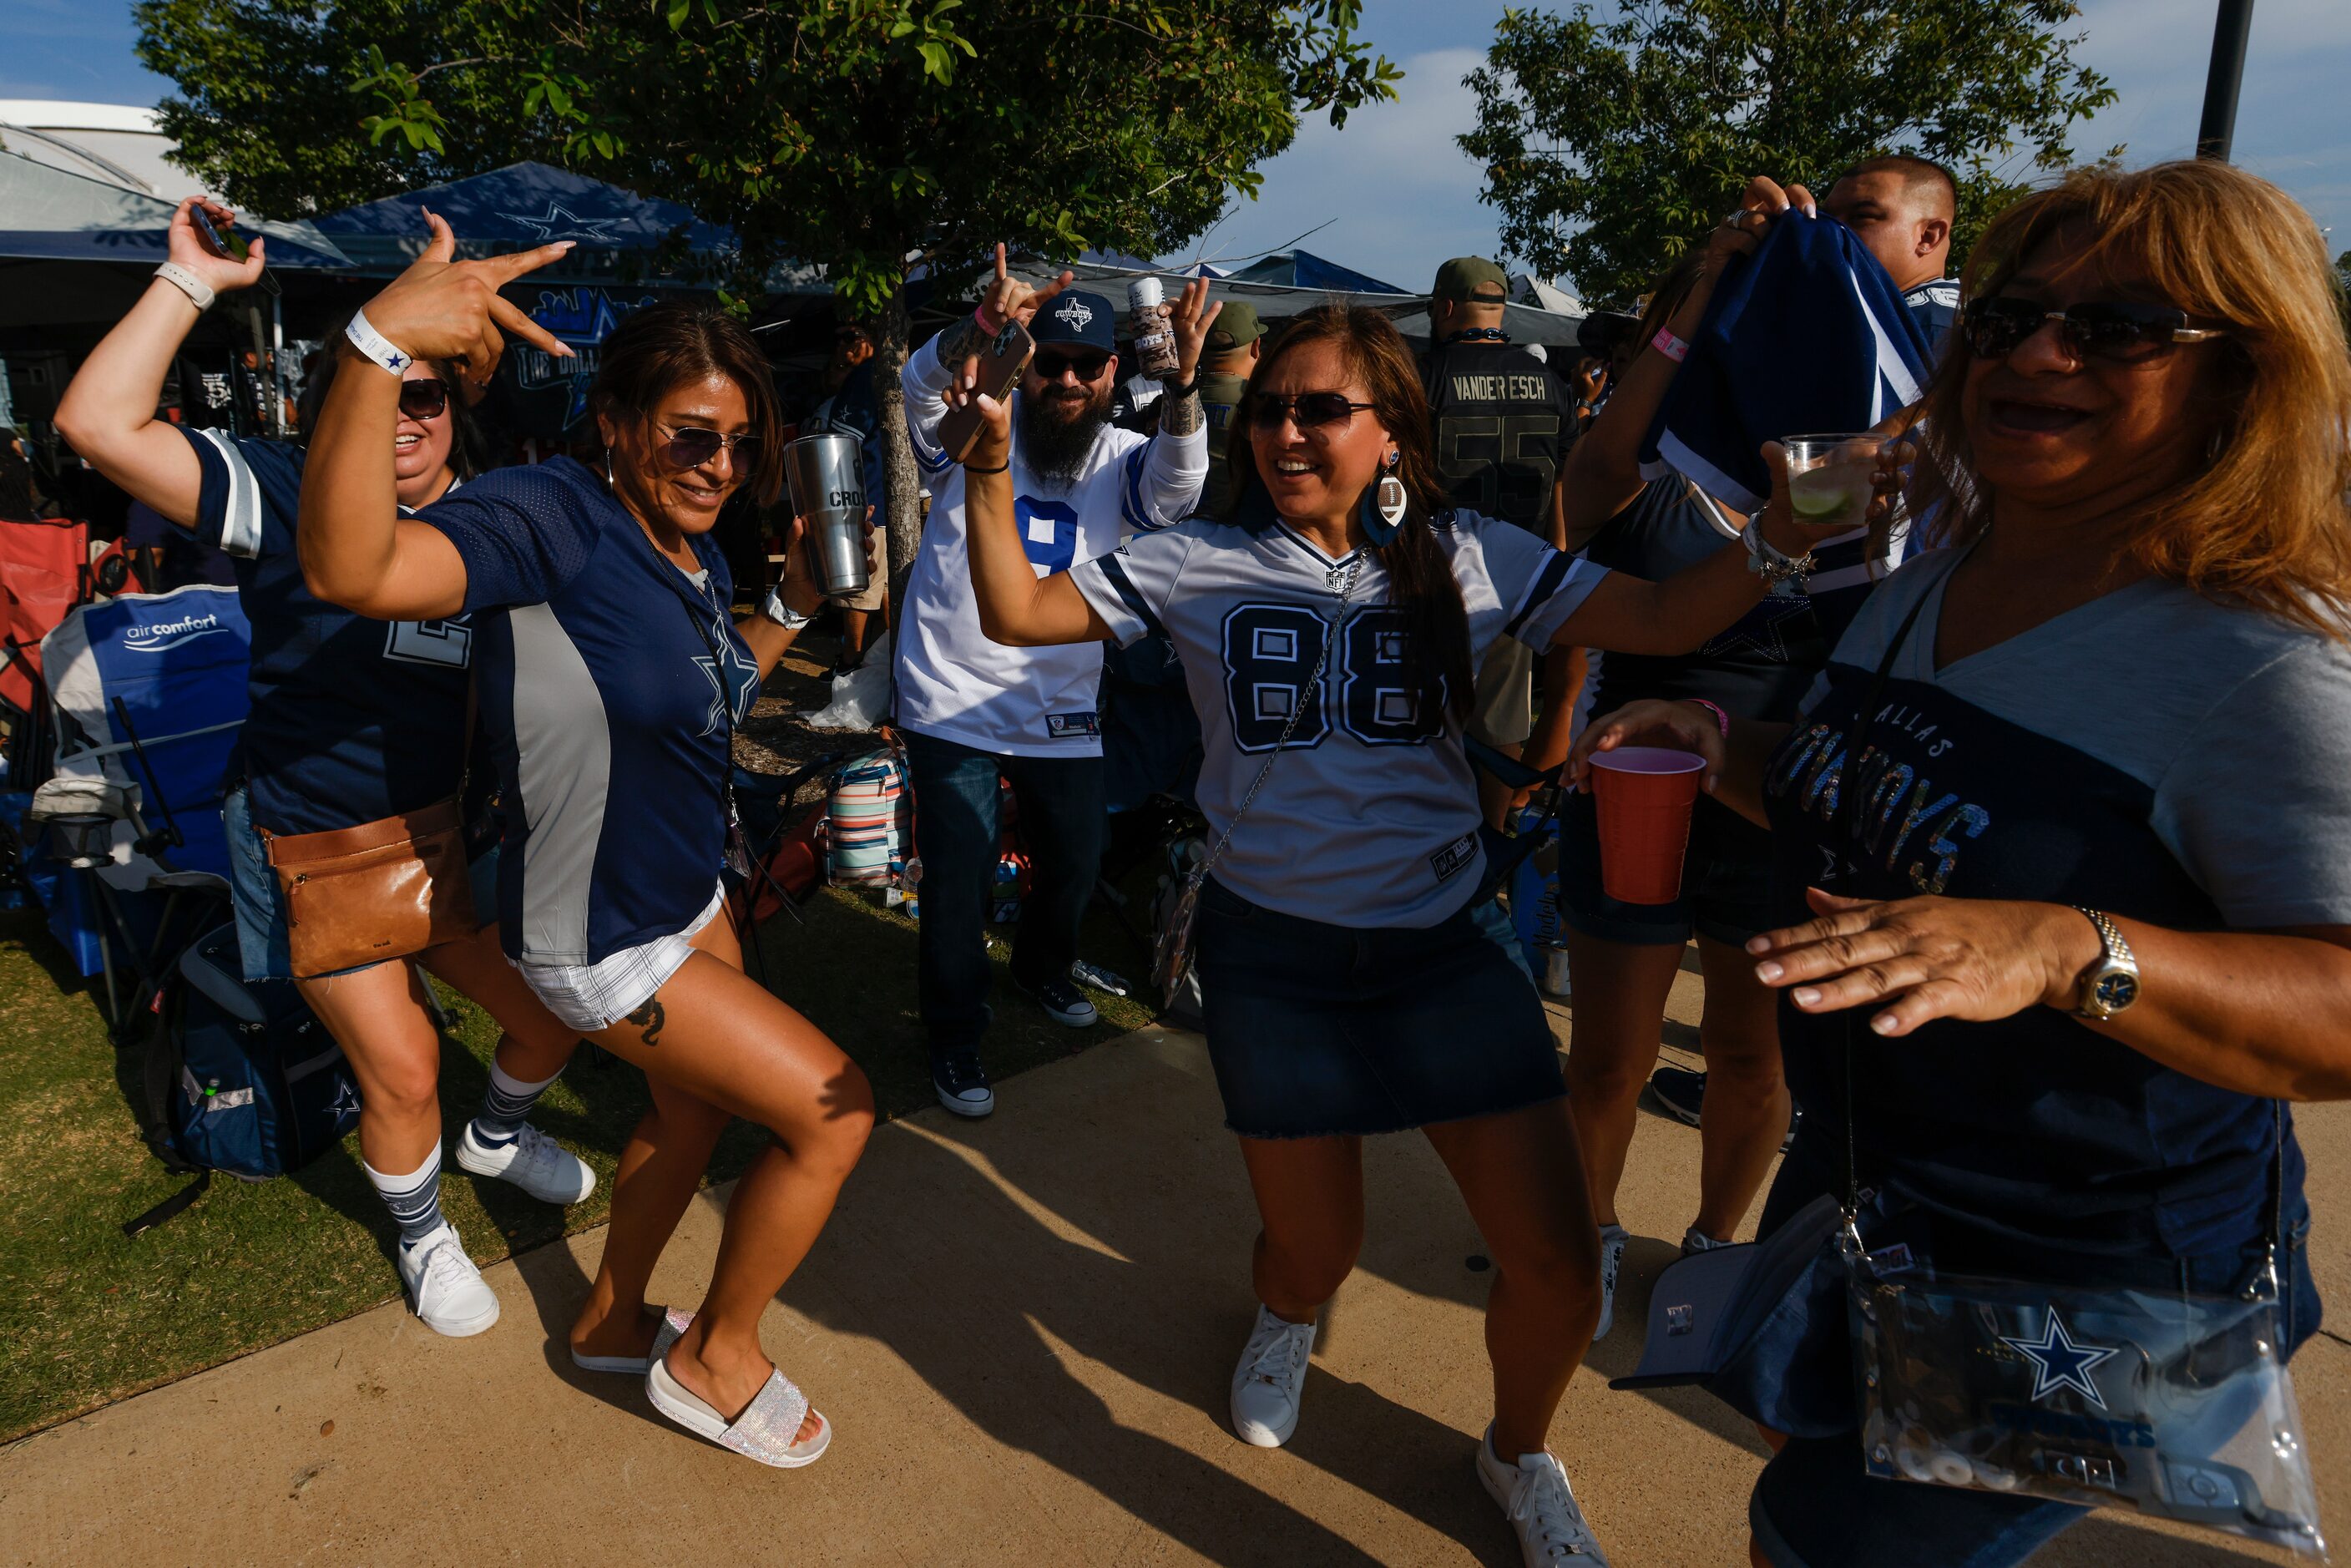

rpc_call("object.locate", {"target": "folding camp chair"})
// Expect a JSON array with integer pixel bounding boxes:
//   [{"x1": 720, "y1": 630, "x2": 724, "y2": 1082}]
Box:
[{"x1": 0, "y1": 514, "x2": 91, "y2": 787}]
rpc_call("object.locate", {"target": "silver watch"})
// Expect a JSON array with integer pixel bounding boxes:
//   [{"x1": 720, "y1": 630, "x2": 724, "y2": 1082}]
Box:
[
  {"x1": 2069, "y1": 907, "x2": 2141, "y2": 1019},
  {"x1": 761, "y1": 588, "x2": 812, "y2": 631}
]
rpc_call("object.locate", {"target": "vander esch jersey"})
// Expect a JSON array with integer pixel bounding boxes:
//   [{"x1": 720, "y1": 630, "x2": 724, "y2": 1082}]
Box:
[
  {"x1": 420, "y1": 458, "x2": 758, "y2": 967},
  {"x1": 179, "y1": 428, "x2": 473, "y2": 837},
  {"x1": 1073, "y1": 511, "x2": 1606, "y2": 927},
  {"x1": 1418, "y1": 340, "x2": 1570, "y2": 534},
  {"x1": 897, "y1": 330, "x2": 1206, "y2": 757}
]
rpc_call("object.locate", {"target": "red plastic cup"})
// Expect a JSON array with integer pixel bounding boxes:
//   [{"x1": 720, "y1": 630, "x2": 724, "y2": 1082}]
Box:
[{"x1": 1589, "y1": 747, "x2": 1706, "y2": 905}]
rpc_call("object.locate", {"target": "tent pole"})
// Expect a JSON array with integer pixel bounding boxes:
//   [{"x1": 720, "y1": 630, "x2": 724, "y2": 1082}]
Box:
[{"x1": 270, "y1": 294, "x2": 287, "y2": 438}]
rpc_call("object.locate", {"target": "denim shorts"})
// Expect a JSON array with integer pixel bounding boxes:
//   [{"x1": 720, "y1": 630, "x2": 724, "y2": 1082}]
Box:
[
  {"x1": 221, "y1": 782, "x2": 498, "y2": 984},
  {"x1": 1194, "y1": 876, "x2": 1563, "y2": 1139},
  {"x1": 1557, "y1": 787, "x2": 1775, "y2": 948},
  {"x1": 1746, "y1": 1132, "x2": 2323, "y2": 1568}
]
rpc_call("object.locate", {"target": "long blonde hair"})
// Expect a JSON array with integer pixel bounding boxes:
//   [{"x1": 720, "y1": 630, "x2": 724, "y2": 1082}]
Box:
[{"x1": 1912, "y1": 159, "x2": 2351, "y2": 638}]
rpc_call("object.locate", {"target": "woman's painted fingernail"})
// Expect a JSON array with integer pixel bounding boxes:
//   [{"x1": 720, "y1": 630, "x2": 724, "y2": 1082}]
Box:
[
  {"x1": 1870, "y1": 1014, "x2": 1899, "y2": 1035},
  {"x1": 1746, "y1": 935, "x2": 1770, "y2": 953},
  {"x1": 1792, "y1": 986, "x2": 1821, "y2": 1006},
  {"x1": 1756, "y1": 961, "x2": 1784, "y2": 982}
]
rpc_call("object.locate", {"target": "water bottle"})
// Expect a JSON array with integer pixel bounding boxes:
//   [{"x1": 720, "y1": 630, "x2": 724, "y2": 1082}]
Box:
[
  {"x1": 1126, "y1": 276, "x2": 1180, "y2": 379},
  {"x1": 782, "y1": 432, "x2": 870, "y2": 599}
]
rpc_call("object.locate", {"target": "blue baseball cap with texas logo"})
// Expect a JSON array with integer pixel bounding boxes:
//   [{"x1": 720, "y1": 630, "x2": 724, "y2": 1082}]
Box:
[{"x1": 1030, "y1": 288, "x2": 1116, "y2": 352}]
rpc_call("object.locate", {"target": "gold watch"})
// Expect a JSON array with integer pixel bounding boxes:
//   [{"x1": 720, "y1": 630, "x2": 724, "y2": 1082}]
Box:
[{"x1": 2069, "y1": 907, "x2": 2141, "y2": 1019}]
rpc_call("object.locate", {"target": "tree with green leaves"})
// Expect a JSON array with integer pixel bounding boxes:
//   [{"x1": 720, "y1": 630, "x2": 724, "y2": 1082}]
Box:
[
  {"x1": 138, "y1": 0, "x2": 1399, "y2": 599},
  {"x1": 1458, "y1": 0, "x2": 2116, "y2": 306}
]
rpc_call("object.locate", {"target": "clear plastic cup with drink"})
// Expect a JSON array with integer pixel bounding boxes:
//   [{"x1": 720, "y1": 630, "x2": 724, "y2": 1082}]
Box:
[{"x1": 1781, "y1": 432, "x2": 1883, "y2": 531}]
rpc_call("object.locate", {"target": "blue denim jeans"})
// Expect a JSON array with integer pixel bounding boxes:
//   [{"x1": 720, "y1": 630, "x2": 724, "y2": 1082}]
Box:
[{"x1": 902, "y1": 731, "x2": 1104, "y2": 1059}]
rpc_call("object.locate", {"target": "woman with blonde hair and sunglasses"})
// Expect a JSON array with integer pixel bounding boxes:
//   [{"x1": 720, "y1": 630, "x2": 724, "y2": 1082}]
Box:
[
  {"x1": 940, "y1": 300, "x2": 1858, "y2": 1565},
  {"x1": 57, "y1": 200, "x2": 597, "y2": 1338},
  {"x1": 1575, "y1": 159, "x2": 2351, "y2": 1567}
]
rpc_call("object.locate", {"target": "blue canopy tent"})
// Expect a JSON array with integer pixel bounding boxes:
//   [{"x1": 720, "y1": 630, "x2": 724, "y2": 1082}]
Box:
[{"x1": 1218, "y1": 249, "x2": 1407, "y2": 296}]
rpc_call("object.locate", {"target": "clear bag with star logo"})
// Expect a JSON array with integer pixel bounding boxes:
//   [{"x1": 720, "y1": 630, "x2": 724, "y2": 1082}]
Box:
[{"x1": 1842, "y1": 1157, "x2": 2323, "y2": 1555}]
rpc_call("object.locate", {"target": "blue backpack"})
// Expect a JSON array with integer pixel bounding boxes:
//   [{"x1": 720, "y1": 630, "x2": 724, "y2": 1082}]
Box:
[{"x1": 126, "y1": 924, "x2": 362, "y2": 1233}]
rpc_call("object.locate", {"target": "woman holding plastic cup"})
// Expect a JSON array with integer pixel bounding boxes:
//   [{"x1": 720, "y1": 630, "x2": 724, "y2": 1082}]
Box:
[
  {"x1": 1571, "y1": 159, "x2": 2351, "y2": 1568},
  {"x1": 940, "y1": 302, "x2": 1858, "y2": 1565}
]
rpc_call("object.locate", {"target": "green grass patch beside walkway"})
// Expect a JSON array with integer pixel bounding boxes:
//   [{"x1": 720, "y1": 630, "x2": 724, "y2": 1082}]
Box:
[{"x1": 0, "y1": 889, "x2": 1157, "y2": 1441}]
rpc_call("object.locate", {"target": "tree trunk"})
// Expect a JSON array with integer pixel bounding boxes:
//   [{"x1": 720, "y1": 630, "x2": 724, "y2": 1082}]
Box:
[{"x1": 873, "y1": 285, "x2": 924, "y2": 623}]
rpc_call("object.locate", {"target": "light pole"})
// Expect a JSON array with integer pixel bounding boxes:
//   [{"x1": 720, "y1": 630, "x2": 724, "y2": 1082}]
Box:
[{"x1": 2197, "y1": 0, "x2": 2256, "y2": 162}]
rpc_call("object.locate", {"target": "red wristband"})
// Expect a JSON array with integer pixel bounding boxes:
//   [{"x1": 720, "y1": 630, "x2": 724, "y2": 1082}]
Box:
[
  {"x1": 974, "y1": 304, "x2": 1004, "y2": 335},
  {"x1": 1684, "y1": 698, "x2": 1731, "y2": 737},
  {"x1": 1651, "y1": 326, "x2": 1690, "y2": 363}
]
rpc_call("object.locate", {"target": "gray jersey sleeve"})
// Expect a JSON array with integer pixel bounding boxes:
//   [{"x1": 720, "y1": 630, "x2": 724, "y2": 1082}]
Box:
[
  {"x1": 1070, "y1": 524, "x2": 1200, "y2": 646},
  {"x1": 2155, "y1": 639, "x2": 2351, "y2": 928}
]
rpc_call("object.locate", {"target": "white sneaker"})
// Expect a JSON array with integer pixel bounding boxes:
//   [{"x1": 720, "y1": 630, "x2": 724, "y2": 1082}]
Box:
[
  {"x1": 1230, "y1": 1304, "x2": 1317, "y2": 1448},
  {"x1": 1478, "y1": 1425, "x2": 1610, "y2": 1565},
  {"x1": 397, "y1": 1220, "x2": 501, "y2": 1337},
  {"x1": 455, "y1": 1120, "x2": 596, "y2": 1205},
  {"x1": 1592, "y1": 1224, "x2": 1629, "y2": 1341},
  {"x1": 1682, "y1": 1226, "x2": 1732, "y2": 1257}
]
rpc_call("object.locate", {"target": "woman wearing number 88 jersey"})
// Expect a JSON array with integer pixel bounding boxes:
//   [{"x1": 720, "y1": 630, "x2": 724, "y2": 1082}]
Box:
[
  {"x1": 56, "y1": 198, "x2": 598, "y2": 1340},
  {"x1": 300, "y1": 225, "x2": 870, "y2": 1469},
  {"x1": 943, "y1": 303, "x2": 1860, "y2": 1566}
]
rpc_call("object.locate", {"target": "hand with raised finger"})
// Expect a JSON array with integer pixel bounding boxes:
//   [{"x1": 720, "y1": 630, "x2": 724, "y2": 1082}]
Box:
[
  {"x1": 1747, "y1": 888, "x2": 2091, "y2": 1038},
  {"x1": 1170, "y1": 275, "x2": 1221, "y2": 384},
  {"x1": 356, "y1": 220, "x2": 575, "y2": 379},
  {"x1": 1566, "y1": 699, "x2": 1727, "y2": 794},
  {"x1": 168, "y1": 197, "x2": 265, "y2": 296},
  {"x1": 964, "y1": 391, "x2": 1013, "y2": 473}
]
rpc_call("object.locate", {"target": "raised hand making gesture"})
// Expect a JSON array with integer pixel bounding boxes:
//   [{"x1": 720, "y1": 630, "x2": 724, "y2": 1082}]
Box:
[
  {"x1": 1165, "y1": 273, "x2": 1221, "y2": 387},
  {"x1": 164, "y1": 197, "x2": 269, "y2": 299},
  {"x1": 350, "y1": 209, "x2": 577, "y2": 388}
]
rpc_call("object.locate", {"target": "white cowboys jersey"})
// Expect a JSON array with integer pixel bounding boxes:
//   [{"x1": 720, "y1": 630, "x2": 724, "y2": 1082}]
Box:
[{"x1": 1073, "y1": 511, "x2": 1606, "y2": 927}]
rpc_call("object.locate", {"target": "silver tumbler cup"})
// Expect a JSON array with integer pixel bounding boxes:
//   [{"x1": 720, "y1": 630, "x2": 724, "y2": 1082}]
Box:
[{"x1": 783, "y1": 432, "x2": 871, "y2": 599}]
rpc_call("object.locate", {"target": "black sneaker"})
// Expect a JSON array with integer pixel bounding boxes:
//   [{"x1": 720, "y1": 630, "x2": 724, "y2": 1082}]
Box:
[
  {"x1": 1650, "y1": 1066, "x2": 1706, "y2": 1127},
  {"x1": 1015, "y1": 972, "x2": 1099, "y2": 1028},
  {"x1": 933, "y1": 1052, "x2": 995, "y2": 1118}
]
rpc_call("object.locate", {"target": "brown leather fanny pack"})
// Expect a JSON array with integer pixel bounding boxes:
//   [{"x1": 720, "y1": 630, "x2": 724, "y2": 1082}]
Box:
[{"x1": 261, "y1": 796, "x2": 479, "y2": 979}]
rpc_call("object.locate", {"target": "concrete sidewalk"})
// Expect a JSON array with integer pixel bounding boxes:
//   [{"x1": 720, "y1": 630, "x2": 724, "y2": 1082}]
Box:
[{"x1": 7, "y1": 978, "x2": 2346, "y2": 1565}]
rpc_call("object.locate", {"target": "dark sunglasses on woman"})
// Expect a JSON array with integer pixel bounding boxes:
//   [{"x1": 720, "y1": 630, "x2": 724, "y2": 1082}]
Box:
[
  {"x1": 397, "y1": 378, "x2": 449, "y2": 420},
  {"x1": 657, "y1": 424, "x2": 765, "y2": 471},
  {"x1": 1962, "y1": 296, "x2": 2228, "y2": 365},
  {"x1": 1032, "y1": 349, "x2": 1113, "y2": 382},
  {"x1": 1248, "y1": 392, "x2": 1377, "y2": 432}
]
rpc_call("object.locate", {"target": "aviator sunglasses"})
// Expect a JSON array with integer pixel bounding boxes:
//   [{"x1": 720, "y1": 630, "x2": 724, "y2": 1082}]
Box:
[
  {"x1": 655, "y1": 422, "x2": 765, "y2": 471},
  {"x1": 397, "y1": 377, "x2": 450, "y2": 420},
  {"x1": 1961, "y1": 296, "x2": 2228, "y2": 365},
  {"x1": 1248, "y1": 392, "x2": 1377, "y2": 432}
]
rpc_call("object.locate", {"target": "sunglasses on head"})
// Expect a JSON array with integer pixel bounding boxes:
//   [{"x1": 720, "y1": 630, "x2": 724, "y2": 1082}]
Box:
[
  {"x1": 1961, "y1": 296, "x2": 2228, "y2": 365},
  {"x1": 397, "y1": 378, "x2": 450, "y2": 420},
  {"x1": 656, "y1": 422, "x2": 764, "y2": 471},
  {"x1": 1248, "y1": 392, "x2": 1376, "y2": 432},
  {"x1": 1031, "y1": 349, "x2": 1113, "y2": 382}
]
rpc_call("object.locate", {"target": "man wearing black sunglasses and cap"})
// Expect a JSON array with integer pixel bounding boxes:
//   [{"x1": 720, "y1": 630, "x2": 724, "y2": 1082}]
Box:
[
  {"x1": 1419, "y1": 255, "x2": 1577, "y2": 826},
  {"x1": 896, "y1": 250, "x2": 1215, "y2": 1117}
]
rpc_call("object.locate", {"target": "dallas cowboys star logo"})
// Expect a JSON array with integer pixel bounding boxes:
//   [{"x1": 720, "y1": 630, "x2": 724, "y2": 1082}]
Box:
[
  {"x1": 326, "y1": 1075, "x2": 362, "y2": 1129},
  {"x1": 2000, "y1": 1308, "x2": 2119, "y2": 1408},
  {"x1": 498, "y1": 201, "x2": 624, "y2": 244},
  {"x1": 691, "y1": 634, "x2": 761, "y2": 738},
  {"x1": 386, "y1": 351, "x2": 410, "y2": 372}
]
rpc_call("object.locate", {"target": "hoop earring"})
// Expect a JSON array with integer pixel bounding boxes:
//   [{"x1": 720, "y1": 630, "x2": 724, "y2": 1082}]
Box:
[{"x1": 1359, "y1": 452, "x2": 1408, "y2": 546}]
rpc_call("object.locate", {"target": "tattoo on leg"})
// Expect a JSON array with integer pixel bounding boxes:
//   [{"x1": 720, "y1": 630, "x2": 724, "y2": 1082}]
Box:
[
  {"x1": 1159, "y1": 388, "x2": 1204, "y2": 437},
  {"x1": 626, "y1": 997, "x2": 666, "y2": 1047}
]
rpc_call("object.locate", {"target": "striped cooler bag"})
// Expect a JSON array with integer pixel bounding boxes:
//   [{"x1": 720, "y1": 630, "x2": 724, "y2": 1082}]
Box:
[{"x1": 827, "y1": 747, "x2": 909, "y2": 889}]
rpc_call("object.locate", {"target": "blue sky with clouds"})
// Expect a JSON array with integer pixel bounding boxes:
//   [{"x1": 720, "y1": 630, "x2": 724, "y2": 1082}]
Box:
[{"x1": 7, "y1": 0, "x2": 2347, "y2": 294}]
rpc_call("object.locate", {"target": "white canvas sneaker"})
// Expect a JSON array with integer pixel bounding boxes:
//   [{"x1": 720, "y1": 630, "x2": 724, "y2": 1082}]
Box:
[
  {"x1": 397, "y1": 1220, "x2": 501, "y2": 1338},
  {"x1": 455, "y1": 1120, "x2": 596, "y2": 1205},
  {"x1": 1592, "y1": 1223, "x2": 1630, "y2": 1341},
  {"x1": 1478, "y1": 1425, "x2": 1610, "y2": 1565},
  {"x1": 1229, "y1": 1304, "x2": 1317, "y2": 1448}
]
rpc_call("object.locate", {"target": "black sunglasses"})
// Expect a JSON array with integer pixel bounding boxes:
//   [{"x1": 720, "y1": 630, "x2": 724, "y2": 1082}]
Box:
[
  {"x1": 1248, "y1": 392, "x2": 1377, "y2": 432},
  {"x1": 1031, "y1": 349, "x2": 1113, "y2": 382},
  {"x1": 1961, "y1": 296, "x2": 2228, "y2": 365},
  {"x1": 397, "y1": 378, "x2": 450, "y2": 420},
  {"x1": 656, "y1": 423, "x2": 765, "y2": 471}
]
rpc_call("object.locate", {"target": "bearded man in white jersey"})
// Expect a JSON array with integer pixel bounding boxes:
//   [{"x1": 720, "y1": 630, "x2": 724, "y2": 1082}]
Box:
[{"x1": 896, "y1": 247, "x2": 1214, "y2": 1115}]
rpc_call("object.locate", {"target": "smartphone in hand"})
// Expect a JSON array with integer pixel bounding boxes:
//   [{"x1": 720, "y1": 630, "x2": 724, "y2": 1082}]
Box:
[
  {"x1": 188, "y1": 205, "x2": 281, "y2": 296},
  {"x1": 937, "y1": 319, "x2": 1034, "y2": 463}
]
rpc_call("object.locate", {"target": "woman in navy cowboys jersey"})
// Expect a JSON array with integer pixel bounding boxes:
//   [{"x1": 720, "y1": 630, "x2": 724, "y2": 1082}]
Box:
[
  {"x1": 1576, "y1": 160, "x2": 2351, "y2": 1568},
  {"x1": 57, "y1": 199, "x2": 598, "y2": 1339},
  {"x1": 946, "y1": 304, "x2": 1856, "y2": 1566},
  {"x1": 299, "y1": 226, "x2": 871, "y2": 1470}
]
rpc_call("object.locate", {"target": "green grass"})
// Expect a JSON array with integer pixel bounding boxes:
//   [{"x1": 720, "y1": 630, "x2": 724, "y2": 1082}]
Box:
[{"x1": 0, "y1": 885, "x2": 1160, "y2": 1441}]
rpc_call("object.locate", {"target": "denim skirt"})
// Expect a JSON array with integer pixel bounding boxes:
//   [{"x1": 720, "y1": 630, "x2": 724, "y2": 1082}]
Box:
[{"x1": 1194, "y1": 875, "x2": 1565, "y2": 1139}]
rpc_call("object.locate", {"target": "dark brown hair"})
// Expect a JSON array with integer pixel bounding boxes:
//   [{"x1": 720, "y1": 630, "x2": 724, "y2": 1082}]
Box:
[
  {"x1": 591, "y1": 302, "x2": 786, "y2": 509},
  {"x1": 1223, "y1": 304, "x2": 1474, "y2": 726},
  {"x1": 298, "y1": 316, "x2": 485, "y2": 480},
  {"x1": 1832, "y1": 154, "x2": 1959, "y2": 219}
]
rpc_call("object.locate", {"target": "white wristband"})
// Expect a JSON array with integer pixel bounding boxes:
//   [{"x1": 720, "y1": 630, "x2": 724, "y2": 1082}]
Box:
[
  {"x1": 154, "y1": 262, "x2": 215, "y2": 312},
  {"x1": 344, "y1": 310, "x2": 417, "y2": 378},
  {"x1": 761, "y1": 588, "x2": 812, "y2": 631}
]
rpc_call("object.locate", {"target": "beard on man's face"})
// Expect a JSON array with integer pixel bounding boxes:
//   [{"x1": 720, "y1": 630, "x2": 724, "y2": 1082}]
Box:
[{"x1": 1015, "y1": 376, "x2": 1113, "y2": 491}]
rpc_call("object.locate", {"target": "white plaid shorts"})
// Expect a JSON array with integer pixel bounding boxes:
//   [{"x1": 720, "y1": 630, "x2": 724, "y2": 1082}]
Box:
[{"x1": 515, "y1": 881, "x2": 728, "y2": 1032}]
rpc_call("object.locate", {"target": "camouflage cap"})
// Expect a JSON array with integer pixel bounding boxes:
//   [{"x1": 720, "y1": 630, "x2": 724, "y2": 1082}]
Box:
[
  {"x1": 1431, "y1": 256, "x2": 1509, "y2": 302},
  {"x1": 1204, "y1": 300, "x2": 1266, "y2": 353}
]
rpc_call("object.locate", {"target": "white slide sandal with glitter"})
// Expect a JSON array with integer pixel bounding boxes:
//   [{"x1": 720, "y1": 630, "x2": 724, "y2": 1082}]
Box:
[
  {"x1": 570, "y1": 1306, "x2": 692, "y2": 1375},
  {"x1": 645, "y1": 1355, "x2": 832, "y2": 1468}
]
